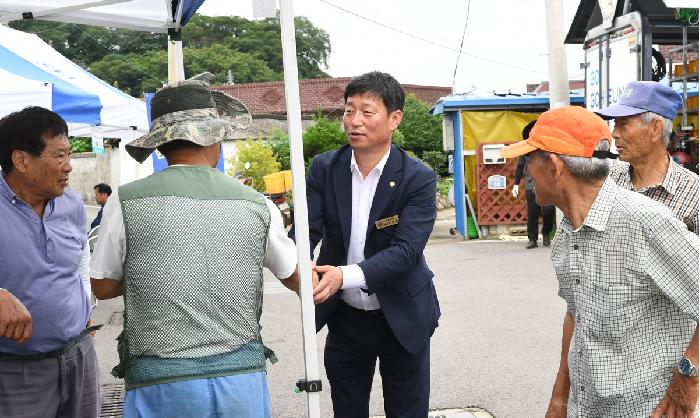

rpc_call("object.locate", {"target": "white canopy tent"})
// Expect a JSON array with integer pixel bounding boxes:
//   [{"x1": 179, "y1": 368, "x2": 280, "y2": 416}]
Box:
[
  {"x1": 0, "y1": 2, "x2": 321, "y2": 416},
  {"x1": 0, "y1": 68, "x2": 52, "y2": 114},
  {"x1": 0, "y1": 24, "x2": 149, "y2": 140},
  {"x1": 0, "y1": 0, "x2": 199, "y2": 33}
]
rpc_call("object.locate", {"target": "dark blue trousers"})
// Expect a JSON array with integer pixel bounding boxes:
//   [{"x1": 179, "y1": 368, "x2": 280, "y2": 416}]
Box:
[{"x1": 324, "y1": 301, "x2": 430, "y2": 418}]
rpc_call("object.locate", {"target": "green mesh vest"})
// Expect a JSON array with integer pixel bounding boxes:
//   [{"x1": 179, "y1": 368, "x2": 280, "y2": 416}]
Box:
[{"x1": 113, "y1": 166, "x2": 274, "y2": 390}]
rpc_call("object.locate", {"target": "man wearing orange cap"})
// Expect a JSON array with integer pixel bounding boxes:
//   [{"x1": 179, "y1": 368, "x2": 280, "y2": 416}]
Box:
[{"x1": 500, "y1": 106, "x2": 698, "y2": 417}]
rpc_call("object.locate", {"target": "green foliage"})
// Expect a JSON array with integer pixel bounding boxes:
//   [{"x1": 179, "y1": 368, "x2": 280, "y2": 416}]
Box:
[
  {"x1": 226, "y1": 139, "x2": 281, "y2": 192},
  {"x1": 391, "y1": 129, "x2": 406, "y2": 148},
  {"x1": 302, "y1": 116, "x2": 346, "y2": 166},
  {"x1": 436, "y1": 177, "x2": 453, "y2": 196},
  {"x1": 184, "y1": 45, "x2": 278, "y2": 85},
  {"x1": 185, "y1": 15, "x2": 330, "y2": 79},
  {"x1": 12, "y1": 15, "x2": 331, "y2": 97},
  {"x1": 268, "y1": 129, "x2": 291, "y2": 171},
  {"x1": 422, "y1": 150, "x2": 447, "y2": 174},
  {"x1": 269, "y1": 116, "x2": 347, "y2": 171},
  {"x1": 291, "y1": 17, "x2": 332, "y2": 79},
  {"x1": 89, "y1": 51, "x2": 168, "y2": 96},
  {"x1": 399, "y1": 94, "x2": 443, "y2": 157},
  {"x1": 9, "y1": 20, "x2": 166, "y2": 67},
  {"x1": 69, "y1": 138, "x2": 92, "y2": 153}
]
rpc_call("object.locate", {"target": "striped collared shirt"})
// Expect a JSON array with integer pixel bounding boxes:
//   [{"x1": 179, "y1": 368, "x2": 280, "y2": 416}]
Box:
[
  {"x1": 609, "y1": 157, "x2": 699, "y2": 235},
  {"x1": 552, "y1": 178, "x2": 699, "y2": 417}
]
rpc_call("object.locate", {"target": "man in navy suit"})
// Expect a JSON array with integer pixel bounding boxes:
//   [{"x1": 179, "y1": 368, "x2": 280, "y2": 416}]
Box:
[{"x1": 301, "y1": 71, "x2": 440, "y2": 417}]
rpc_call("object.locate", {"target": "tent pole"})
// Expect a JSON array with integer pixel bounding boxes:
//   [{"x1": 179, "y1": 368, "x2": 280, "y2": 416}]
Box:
[
  {"x1": 167, "y1": 29, "x2": 185, "y2": 83},
  {"x1": 278, "y1": 0, "x2": 322, "y2": 416}
]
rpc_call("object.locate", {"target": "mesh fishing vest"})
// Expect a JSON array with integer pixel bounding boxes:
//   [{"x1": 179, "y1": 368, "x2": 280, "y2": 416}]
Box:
[{"x1": 113, "y1": 166, "x2": 273, "y2": 389}]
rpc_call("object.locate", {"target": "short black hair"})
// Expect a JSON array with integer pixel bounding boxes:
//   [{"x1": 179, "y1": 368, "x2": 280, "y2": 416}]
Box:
[
  {"x1": 0, "y1": 106, "x2": 68, "y2": 174},
  {"x1": 344, "y1": 71, "x2": 405, "y2": 113},
  {"x1": 94, "y1": 183, "x2": 112, "y2": 195},
  {"x1": 522, "y1": 119, "x2": 537, "y2": 140},
  {"x1": 156, "y1": 139, "x2": 203, "y2": 157}
]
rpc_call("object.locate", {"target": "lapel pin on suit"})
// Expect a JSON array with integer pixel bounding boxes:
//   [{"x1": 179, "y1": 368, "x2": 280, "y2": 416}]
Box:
[{"x1": 389, "y1": 181, "x2": 396, "y2": 188}]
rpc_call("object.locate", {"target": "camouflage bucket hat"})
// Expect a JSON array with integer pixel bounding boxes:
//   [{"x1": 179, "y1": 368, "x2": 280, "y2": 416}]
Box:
[{"x1": 125, "y1": 80, "x2": 251, "y2": 163}]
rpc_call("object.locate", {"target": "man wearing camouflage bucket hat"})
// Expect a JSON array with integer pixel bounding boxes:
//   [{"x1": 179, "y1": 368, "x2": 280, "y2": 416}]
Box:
[{"x1": 90, "y1": 80, "x2": 311, "y2": 417}]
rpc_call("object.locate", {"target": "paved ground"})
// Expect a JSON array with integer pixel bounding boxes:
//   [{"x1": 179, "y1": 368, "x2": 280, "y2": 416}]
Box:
[{"x1": 92, "y1": 209, "x2": 567, "y2": 417}]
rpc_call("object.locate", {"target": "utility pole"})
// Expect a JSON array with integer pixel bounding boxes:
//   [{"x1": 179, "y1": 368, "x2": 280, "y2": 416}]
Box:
[
  {"x1": 544, "y1": 0, "x2": 570, "y2": 225},
  {"x1": 544, "y1": 0, "x2": 570, "y2": 109}
]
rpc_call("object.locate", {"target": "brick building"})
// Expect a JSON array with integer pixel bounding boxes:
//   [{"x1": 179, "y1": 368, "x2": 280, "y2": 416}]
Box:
[
  {"x1": 526, "y1": 80, "x2": 586, "y2": 94},
  {"x1": 211, "y1": 77, "x2": 450, "y2": 140}
]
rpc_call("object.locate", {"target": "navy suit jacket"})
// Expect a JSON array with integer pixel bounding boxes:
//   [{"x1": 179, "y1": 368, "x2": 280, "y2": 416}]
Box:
[{"x1": 300, "y1": 144, "x2": 440, "y2": 354}]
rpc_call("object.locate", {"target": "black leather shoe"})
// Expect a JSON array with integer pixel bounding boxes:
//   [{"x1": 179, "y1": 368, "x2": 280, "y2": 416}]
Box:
[
  {"x1": 525, "y1": 240, "x2": 538, "y2": 249},
  {"x1": 543, "y1": 235, "x2": 551, "y2": 247}
]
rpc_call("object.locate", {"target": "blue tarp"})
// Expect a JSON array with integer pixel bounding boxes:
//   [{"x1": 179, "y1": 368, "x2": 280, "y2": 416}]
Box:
[{"x1": 180, "y1": 0, "x2": 207, "y2": 27}]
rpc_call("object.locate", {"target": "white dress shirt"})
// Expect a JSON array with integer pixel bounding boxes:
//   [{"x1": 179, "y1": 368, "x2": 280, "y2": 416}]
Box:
[
  {"x1": 90, "y1": 182, "x2": 297, "y2": 282},
  {"x1": 339, "y1": 148, "x2": 391, "y2": 311}
]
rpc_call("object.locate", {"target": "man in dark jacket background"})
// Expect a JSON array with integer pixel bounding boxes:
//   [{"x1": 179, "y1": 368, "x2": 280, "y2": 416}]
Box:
[{"x1": 512, "y1": 119, "x2": 555, "y2": 249}]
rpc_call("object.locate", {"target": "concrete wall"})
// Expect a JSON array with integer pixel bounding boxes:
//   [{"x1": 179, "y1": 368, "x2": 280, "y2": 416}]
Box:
[
  {"x1": 68, "y1": 148, "x2": 120, "y2": 205},
  {"x1": 69, "y1": 143, "x2": 240, "y2": 204}
]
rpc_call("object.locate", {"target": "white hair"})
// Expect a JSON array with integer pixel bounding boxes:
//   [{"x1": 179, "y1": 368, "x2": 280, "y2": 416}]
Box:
[
  {"x1": 534, "y1": 140, "x2": 613, "y2": 182},
  {"x1": 640, "y1": 111, "x2": 674, "y2": 146}
]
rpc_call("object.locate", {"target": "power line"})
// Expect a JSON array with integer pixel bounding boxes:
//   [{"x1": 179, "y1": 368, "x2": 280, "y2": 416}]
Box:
[
  {"x1": 319, "y1": 0, "x2": 547, "y2": 75},
  {"x1": 452, "y1": 0, "x2": 471, "y2": 93}
]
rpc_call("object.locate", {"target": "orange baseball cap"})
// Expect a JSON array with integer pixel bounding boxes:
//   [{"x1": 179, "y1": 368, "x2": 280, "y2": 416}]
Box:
[{"x1": 500, "y1": 106, "x2": 613, "y2": 159}]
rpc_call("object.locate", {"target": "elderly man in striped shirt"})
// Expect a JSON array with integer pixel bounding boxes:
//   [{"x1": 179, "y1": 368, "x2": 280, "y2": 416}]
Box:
[{"x1": 501, "y1": 106, "x2": 698, "y2": 417}]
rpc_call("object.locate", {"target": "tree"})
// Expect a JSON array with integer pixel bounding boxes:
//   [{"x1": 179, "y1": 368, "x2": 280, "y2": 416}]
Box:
[
  {"x1": 184, "y1": 15, "x2": 330, "y2": 80},
  {"x1": 226, "y1": 139, "x2": 281, "y2": 192},
  {"x1": 422, "y1": 150, "x2": 446, "y2": 174},
  {"x1": 302, "y1": 115, "x2": 346, "y2": 166},
  {"x1": 268, "y1": 116, "x2": 345, "y2": 170},
  {"x1": 184, "y1": 45, "x2": 278, "y2": 85},
  {"x1": 89, "y1": 51, "x2": 168, "y2": 96},
  {"x1": 11, "y1": 15, "x2": 331, "y2": 96},
  {"x1": 69, "y1": 138, "x2": 92, "y2": 153},
  {"x1": 89, "y1": 45, "x2": 278, "y2": 96},
  {"x1": 391, "y1": 129, "x2": 406, "y2": 148},
  {"x1": 399, "y1": 94, "x2": 443, "y2": 157},
  {"x1": 268, "y1": 129, "x2": 291, "y2": 171},
  {"x1": 9, "y1": 20, "x2": 166, "y2": 67}
]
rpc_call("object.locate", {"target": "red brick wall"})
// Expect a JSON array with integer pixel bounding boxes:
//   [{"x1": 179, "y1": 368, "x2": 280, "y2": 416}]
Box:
[
  {"x1": 212, "y1": 77, "x2": 451, "y2": 117},
  {"x1": 658, "y1": 45, "x2": 698, "y2": 74},
  {"x1": 526, "y1": 80, "x2": 585, "y2": 94}
]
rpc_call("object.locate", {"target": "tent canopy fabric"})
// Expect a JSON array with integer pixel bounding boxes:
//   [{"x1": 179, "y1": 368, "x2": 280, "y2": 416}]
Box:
[
  {"x1": 0, "y1": 0, "x2": 205, "y2": 33},
  {"x1": 0, "y1": 24, "x2": 148, "y2": 139}
]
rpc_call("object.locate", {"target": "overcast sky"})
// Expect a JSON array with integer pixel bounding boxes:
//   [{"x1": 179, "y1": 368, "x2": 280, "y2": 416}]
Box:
[{"x1": 197, "y1": 0, "x2": 586, "y2": 94}]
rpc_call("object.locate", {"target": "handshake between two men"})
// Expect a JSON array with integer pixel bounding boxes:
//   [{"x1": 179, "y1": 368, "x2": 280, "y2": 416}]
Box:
[{"x1": 281, "y1": 264, "x2": 345, "y2": 305}]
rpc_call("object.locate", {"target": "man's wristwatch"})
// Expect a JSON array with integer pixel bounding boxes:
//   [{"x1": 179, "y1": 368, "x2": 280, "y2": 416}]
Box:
[{"x1": 678, "y1": 357, "x2": 699, "y2": 377}]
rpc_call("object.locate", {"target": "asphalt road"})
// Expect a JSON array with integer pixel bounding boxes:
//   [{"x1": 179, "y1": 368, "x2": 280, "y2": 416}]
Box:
[{"x1": 92, "y1": 219, "x2": 566, "y2": 417}]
